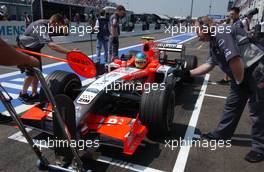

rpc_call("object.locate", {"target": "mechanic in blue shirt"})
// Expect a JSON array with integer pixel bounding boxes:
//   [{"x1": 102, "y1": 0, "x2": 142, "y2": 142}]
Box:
[
  {"x1": 188, "y1": 16, "x2": 264, "y2": 162},
  {"x1": 109, "y1": 5, "x2": 126, "y2": 61}
]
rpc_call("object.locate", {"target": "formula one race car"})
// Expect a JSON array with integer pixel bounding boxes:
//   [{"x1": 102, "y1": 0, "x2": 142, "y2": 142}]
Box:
[{"x1": 19, "y1": 38, "x2": 198, "y2": 163}]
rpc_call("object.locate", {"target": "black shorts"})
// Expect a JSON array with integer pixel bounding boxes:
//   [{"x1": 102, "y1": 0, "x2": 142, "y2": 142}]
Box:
[{"x1": 23, "y1": 48, "x2": 42, "y2": 76}]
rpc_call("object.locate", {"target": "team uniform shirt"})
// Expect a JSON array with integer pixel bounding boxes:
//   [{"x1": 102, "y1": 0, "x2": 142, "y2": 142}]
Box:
[
  {"x1": 95, "y1": 17, "x2": 110, "y2": 41},
  {"x1": 19, "y1": 19, "x2": 53, "y2": 50},
  {"x1": 206, "y1": 24, "x2": 264, "y2": 78},
  {"x1": 233, "y1": 18, "x2": 244, "y2": 29},
  {"x1": 206, "y1": 25, "x2": 243, "y2": 78},
  {"x1": 109, "y1": 13, "x2": 120, "y2": 37}
]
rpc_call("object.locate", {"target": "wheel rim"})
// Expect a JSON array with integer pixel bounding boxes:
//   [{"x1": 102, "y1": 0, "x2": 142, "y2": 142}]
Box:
[{"x1": 65, "y1": 81, "x2": 81, "y2": 99}]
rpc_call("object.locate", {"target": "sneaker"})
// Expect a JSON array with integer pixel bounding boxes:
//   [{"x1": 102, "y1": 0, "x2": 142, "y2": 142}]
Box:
[
  {"x1": 18, "y1": 92, "x2": 30, "y2": 103},
  {"x1": 216, "y1": 79, "x2": 230, "y2": 85},
  {"x1": 245, "y1": 151, "x2": 264, "y2": 163},
  {"x1": 0, "y1": 113, "x2": 12, "y2": 124},
  {"x1": 29, "y1": 94, "x2": 40, "y2": 103},
  {"x1": 201, "y1": 132, "x2": 220, "y2": 141},
  {"x1": 201, "y1": 132, "x2": 231, "y2": 142}
]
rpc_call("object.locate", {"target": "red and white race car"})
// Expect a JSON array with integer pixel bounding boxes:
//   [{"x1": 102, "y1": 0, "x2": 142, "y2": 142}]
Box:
[{"x1": 20, "y1": 38, "x2": 198, "y2": 158}]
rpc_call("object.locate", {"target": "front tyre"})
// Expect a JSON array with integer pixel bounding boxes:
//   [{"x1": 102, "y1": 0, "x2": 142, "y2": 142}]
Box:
[{"x1": 140, "y1": 84, "x2": 175, "y2": 135}]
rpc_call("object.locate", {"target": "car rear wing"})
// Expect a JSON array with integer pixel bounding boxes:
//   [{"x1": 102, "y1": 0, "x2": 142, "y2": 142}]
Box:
[{"x1": 156, "y1": 43, "x2": 185, "y2": 53}]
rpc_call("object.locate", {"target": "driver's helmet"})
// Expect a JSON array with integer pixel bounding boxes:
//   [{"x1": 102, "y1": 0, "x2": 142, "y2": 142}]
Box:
[{"x1": 135, "y1": 52, "x2": 148, "y2": 69}]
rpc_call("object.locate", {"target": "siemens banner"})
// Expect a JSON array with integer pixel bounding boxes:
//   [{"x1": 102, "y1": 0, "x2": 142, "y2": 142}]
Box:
[{"x1": 0, "y1": 21, "x2": 26, "y2": 45}]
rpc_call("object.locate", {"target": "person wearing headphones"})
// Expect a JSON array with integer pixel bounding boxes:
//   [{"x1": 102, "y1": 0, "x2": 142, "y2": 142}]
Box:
[
  {"x1": 187, "y1": 16, "x2": 264, "y2": 162},
  {"x1": 0, "y1": 38, "x2": 39, "y2": 123}
]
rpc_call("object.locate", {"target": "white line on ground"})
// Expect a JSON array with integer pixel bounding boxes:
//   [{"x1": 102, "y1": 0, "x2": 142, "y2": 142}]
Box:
[
  {"x1": 0, "y1": 66, "x2": 19, "y2": 71},
  {"x1": 205, "y1": 94, "x2": 227, "y2": 99},
  {"x1": 8, "y1": 128, "x2": 32, "y2": 142},
  {"x1": 8, "y1": 130, "x2": 164, "y2": 172},
  {"x1": 0, "y1": 62, "x2": 65, "y2": 79},
  {"x1": 10, "y1": 74, "x2": 48, "y2": 82},
  {"x1": 10, "y1": 78, "x2": 26, "y2": 82},
  {"x1": 172, "y1": 74, "x2": 210, "y2": 172},
  {"x1": 1, "y1": 104, "x2": 34, "y2": 116},
  {"x1": 1, "y1": 82, "x2": 40, "y2": 92},
  {"x1": 2, "y1": 92, "x2": 18, "y2": 99},
  {"x1": 96, "y1": 156, "x2": 164, "y2": 172},
  {"x1": 1, "y1": 82, "x2": 24, "y2": 90}
]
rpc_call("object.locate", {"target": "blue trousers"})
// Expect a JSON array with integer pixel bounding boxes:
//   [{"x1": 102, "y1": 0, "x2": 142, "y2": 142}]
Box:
[
  {"x1": 94, "y1": 39, "x2": 108, "y2": 64},
  {"x1": 212, "y1": 65, "x2": 264, "y2": 154},
  {"x1": 109, "y1": 36, "x2": 119, "y2": 60}
]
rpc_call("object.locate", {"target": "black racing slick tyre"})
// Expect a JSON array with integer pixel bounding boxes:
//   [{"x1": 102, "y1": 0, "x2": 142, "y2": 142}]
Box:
[
  {"x1": 53, "y1": 94, "x2": 76, "y2": 164},
  {"x1": 140, "y1": 84, "x2": 175, "y2": 135},
  {"x1": 185, "y1": 55, "x2": 198, "y2": 71},
  {"x1": 183, "y1": 55, "x2": 198, "y2": 82},
  {"x1": 40, "y1": 70, "x2": 82, "y2": 101}
]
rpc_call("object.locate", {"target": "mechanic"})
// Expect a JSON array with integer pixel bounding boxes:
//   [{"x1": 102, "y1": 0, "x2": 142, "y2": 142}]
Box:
[
  {"x1": 17, "y1": 13, "x2": 73, "y2": 104},
  {"x1": 187, "y1": 16, "x2": 264, "y2": 162},
  {"x1": 229, "y1": 7, "x2": 244, "y2": 28},
  {"x1": 0, "y1": 38, "x2": 39, "y2": 123},
  {"x1": 94, "y1": 9, "x2": 110, "y2": 75},
  {"x1": 109, "y1": 5, "x2": 126, "y2": 61}
]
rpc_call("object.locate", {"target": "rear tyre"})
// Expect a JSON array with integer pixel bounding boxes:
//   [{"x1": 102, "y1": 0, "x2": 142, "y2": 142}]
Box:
[
  {"x1": 184, "y1": 55, "x2": 198, "y2": 82},
  {"x1": 185, "y1": 55, "x2": 198, "y2": 71},
  {"x1": 140, "y1": 84, "x2": 175, "y2": 135},
  {"x1": 39, "y1": 70, "x2": 82, "y2": 101}
]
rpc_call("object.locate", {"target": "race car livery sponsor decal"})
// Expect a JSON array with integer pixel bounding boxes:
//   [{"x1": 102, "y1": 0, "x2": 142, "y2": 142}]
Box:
[
  {"x1": 77, "y1": 67, "x2": 140, "y2": 104},
  {"x1": 157, "y1": 65, "x2": 171, "y2": 73}
]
